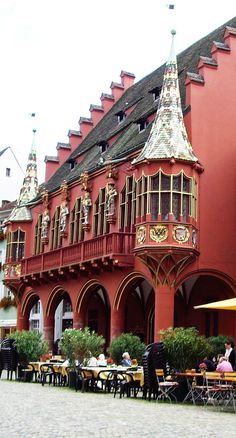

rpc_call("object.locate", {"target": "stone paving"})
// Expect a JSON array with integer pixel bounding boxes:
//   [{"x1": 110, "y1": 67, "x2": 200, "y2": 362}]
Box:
[{"x1": 0, "y1": 375, "x2": 235, "y2": 438}]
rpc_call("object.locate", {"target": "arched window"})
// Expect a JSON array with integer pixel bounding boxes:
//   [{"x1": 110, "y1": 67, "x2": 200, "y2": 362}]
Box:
[
  {"x1": 70, "y1": 198, "x2": 84, "y2": 244},
  {"x1": 119, "y1": 176, "x2": 136, "y2": 231},
  {"x1": 149, "y1": 171, "x2": 197, "y2": 222},
  {"x1": 6, "y1": 228, "x2": 25, "y2": 261},
  {"x1": 34, "y1": 214, "x2": 43, "y2": 255},
  {"x1": 93, "y1": 188, "x2": 109, "y2": 237},
  {"x1": 50, "y1": 207, "x2": 61, "y2": 249}
]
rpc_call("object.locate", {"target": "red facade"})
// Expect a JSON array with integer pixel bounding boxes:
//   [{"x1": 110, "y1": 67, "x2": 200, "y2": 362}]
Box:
[{"x1": 4, "y1": 21, "x2": 236, "y2": 349}]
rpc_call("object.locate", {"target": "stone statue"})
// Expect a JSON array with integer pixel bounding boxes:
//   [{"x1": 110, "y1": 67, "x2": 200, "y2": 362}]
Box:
[
  {"x1": 106, "y1": 184, "x2": 117, "y2": 216},
  {"x1": 59, "y1": 201, "x2": 69, "y2": 232},
  {"x1": 41, "y1": 209, "x2": 50, "y2": 239},
  {"x1": 82, "y1": 192, "x2": 92, "y2": 225}
]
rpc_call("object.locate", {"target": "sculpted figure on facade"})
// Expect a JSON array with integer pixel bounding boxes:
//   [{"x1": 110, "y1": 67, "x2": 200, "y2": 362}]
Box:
[
  {"x1": 41, "y1": 209, "x2": 50, "y2": 239},
  {"x1": 106, "y1": 183, "x2": 117, "y2": 217},
  {"x1": 82, "y1": 192, "x2": 92, "y2": 225},
  {"x1": 59, "y1": 200, "x2": 69, "y2": 233}
]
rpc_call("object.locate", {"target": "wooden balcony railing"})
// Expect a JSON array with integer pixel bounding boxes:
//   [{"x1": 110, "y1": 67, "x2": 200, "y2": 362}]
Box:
[{"x1": 20, "y1": 232, "x2": 135, "y2": 276}]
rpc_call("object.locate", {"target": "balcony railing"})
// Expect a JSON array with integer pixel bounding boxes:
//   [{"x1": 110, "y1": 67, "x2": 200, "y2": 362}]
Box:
[{"x1": 20, "y1": 232, "x2": 135, "y2": 276}]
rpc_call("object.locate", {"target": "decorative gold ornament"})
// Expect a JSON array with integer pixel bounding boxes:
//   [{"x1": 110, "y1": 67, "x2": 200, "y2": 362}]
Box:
[
  {"x1": 136, "y1": 225, "x2": 146, "y2": 244},
  {"x1": 173, "y1": 225, "x2": 190, "y2": 244},
  {"x1": 150, "y1": 225, "x2": 168, "y2": 243}
]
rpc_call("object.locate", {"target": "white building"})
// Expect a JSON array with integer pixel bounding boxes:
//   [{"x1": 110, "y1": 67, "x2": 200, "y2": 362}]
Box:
[{"x1": 0, "y1": 147, "x2": 24, "y2": 205}]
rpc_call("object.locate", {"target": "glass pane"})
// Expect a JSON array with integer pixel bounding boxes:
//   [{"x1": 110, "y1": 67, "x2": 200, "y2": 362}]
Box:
[
  {"x1": 161, "y1": 174, "x2": 170, "y2": 190},
  {"x1": 143, "y1": 177, "x2": 147, "y2": 192},
  {"x1": 183, "y1": 195, "x2": 189, "y2": 221},
  {"x1": 151, "y1": 175, "x2": 159, "y2": 191},
  {"x1": 127, "y1": 177, "x2": 133, "y2": 192},
  {"x1": 151, "y1": 193, "x2": 159, "y2": 221},
  {"x1": 183, "y1": 176, "x2": 190, "y2": 192},
  {"x1": 173, "y1": 176, "x2": 181, "y2": 191},
  {"x1": 161, "y1": 193, "x2": 170, "y2": 220},
  {"x1": 172, "y1": 193, "x2": 181, "y2": 221}
]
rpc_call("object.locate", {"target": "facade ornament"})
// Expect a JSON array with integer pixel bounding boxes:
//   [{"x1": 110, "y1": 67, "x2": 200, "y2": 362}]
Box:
[
  {"x1": 79, "y1": 171, "x2": 92, "y2": 231},
  {"x1": 80, "y1": 171, "x2": 92, "y2": 192},
  {"x1": 106, "y1": 183, "x2": 117, "y2": 223},
  {"x1": 41, "y1": 190, "x2": 50, "y2": 243},
  {"x1": 60, "y1": 180, "x2": 70, "y2": 236},
  {"x1": 150, "y1": 225, "x2": 168, "y2": 243},
  {"x1": 81, "y1": 192, "x2": 92, "y2": 230},
  {"x1": 136, "y1": 225, "x2": 146, "y2": 244},
  {"x1": 172, "y1": 225, "x2": 190, "y2": 244}
]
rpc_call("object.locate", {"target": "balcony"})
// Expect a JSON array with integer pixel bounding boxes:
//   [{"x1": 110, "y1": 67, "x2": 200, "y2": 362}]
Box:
[{"x1": 20, "y1": 232, "x2": 135, "y2": 277}]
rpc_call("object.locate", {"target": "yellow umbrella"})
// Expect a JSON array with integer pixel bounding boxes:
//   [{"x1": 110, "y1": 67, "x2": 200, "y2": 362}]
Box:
[{"x1": 194, "y1": 297, "x2": 236, "y2": 310}]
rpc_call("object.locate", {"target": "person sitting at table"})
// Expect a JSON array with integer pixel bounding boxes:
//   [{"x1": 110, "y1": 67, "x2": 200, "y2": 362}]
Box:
[
  {"x1": 97, "y1": 354, "x2": 107, "y2": 366},
  {"x1": 216, "y1": 355, "x2": 233, "y2": 373},
  {"x1": 197, "y1": 356, "x2": 216, "y2": 372},
  {"x1": 87, "y1": 355, "x2": 98, "y2": 366},
  {"x1": 121, "y1": 352, "x2": 132, "y2": 367}
]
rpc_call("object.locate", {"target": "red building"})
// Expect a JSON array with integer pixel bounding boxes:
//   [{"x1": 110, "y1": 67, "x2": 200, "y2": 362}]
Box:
[{"x1": 4, "y1": 18, "x2": 236, "y2": 349}]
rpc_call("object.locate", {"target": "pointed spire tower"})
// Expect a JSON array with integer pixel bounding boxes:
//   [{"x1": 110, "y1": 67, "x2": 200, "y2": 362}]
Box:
[
  {"x1": 7, "y1": 129, "x2": 39, "y2": 223},
  {"x1": 17, "y1": 129, "x2": 38, "y2": 206},
  {"x1": 132, "y1": 30, "x2": 198, "y2": 165}
]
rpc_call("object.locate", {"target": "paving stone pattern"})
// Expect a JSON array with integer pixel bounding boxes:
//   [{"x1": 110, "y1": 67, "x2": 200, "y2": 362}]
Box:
[{"x1": 0, "y1": 376, "x2": 235, "y2": 438}]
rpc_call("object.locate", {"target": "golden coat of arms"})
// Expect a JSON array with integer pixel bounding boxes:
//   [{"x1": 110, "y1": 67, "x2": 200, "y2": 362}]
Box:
[{"x1": 150, "y1": 225, "x2": 168, "y2": 243}]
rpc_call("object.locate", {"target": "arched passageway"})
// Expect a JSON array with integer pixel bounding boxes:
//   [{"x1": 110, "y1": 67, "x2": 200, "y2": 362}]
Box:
[{"x1": 175, "y1": 274, "x2": 236, "y2": 338}]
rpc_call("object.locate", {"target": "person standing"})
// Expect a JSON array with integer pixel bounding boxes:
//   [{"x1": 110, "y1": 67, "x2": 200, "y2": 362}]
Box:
[{"x1": 224, "y1": 340, "x2": 236, "y2": 370}]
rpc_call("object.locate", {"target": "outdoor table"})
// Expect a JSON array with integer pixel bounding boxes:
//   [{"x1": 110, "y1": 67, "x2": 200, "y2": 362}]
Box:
[
  {"x1": 175, "y1": 372, "x2": 205, "y2": 404},
  {"x1": 81, "y1": 366, "x2": 144, "y2": 388}
]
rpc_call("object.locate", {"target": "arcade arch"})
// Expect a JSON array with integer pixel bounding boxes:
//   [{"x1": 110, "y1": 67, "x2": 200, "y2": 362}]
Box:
[{"x1": 174, "y1": 272, "x2": 236, "y2": 338}]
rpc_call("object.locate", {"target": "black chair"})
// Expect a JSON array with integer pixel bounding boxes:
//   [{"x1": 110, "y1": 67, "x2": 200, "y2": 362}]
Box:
[
  {"x1": 0, "y1": 338, "x2": 18, "y2": 380},
  {"x1": 75, "y1": 368, "x2": 95, "y2": 392},
  {"x1": 142, "y1": 342, "x2": 167, "y2": 400},
  {"x1": 40, "y1": 363, "x2": 60, "y2": 386}
]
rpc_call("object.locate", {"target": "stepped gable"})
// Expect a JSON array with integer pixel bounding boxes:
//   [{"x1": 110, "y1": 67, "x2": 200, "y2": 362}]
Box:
[{"x1": 43, "y1": 16, "x2": 236, "y2": 194}]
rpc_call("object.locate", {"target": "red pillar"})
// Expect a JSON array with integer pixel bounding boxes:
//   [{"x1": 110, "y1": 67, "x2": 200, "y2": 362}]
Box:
[
  {"x1": 110, "y1": 306, "x2": 125, "y2": 340},
  {"x1": 43, "y1": 315, "x2": 54, "y2": 351},
  {"x1": 17, "y1": 305, "x2": 29, "y2": 330},
  {"x1": 154, "y1": 284, "x2": 175, "y2": 341},
  {"x1": 73, "y1": 312, "x2": 84, "y2": 329}
]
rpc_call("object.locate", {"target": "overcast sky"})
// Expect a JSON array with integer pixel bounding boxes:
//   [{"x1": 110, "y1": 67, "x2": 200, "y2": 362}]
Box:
[{"x1": 0, "y1": 0, "x2": 235, "y2": 182}]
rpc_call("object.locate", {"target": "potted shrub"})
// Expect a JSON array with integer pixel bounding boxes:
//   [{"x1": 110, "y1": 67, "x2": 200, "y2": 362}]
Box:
[
  {"x1": 160, "y1": 327, "x2": 212, "y2": 372},
  {"x1": 59, "y1": 327, "x2": 105, "y2": 388},
  {"x1": 8, "y1": 330, "x2": 48, "y2": 367},
  {"x1": 160, "y1": 327, "x2": 213, "y2": 401},
  {"x1": 108, "y1": 333, "x2": 146, "y2": 365}
]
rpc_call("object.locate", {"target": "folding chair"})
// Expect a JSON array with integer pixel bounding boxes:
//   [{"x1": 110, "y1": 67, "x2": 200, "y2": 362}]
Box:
[{"x1": 156, "y1": 369, "x2": 179, "y2": 402}]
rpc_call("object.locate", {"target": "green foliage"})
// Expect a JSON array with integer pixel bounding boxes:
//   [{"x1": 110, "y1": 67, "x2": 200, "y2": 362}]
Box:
[
  {"x1": 207, "y1": 335, "x2": 234, "y2": 358},
  {"x1": 8, "y1": 330, "x2": 48, "y2": 364},
  {"x1": 160, "y1": 327, "x2": 213, "y2": 372},
  {"x1": 59, "y1": 327, "x2": 105, "y2": 367},
  {"x1": 108, "y1": 333, "x2": 146, "y2": 365}
]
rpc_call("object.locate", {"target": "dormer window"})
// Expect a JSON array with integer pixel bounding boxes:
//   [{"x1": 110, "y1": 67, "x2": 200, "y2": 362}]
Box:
[
  {"x1": 117, "y1": 111, "x2": 126, "y2": 124},
  {"x1": 68, "y1": 159, "x2": 76, "y2": 170},
  {"x1": 138, "y1": 120, "x2": 149, "y2": 133},
  {"x1": 151, "y1": 87, "x2": 161, "y2": 102},
  {"x1": 99, "y1": 141, "x2": 109, "y2": 153}
]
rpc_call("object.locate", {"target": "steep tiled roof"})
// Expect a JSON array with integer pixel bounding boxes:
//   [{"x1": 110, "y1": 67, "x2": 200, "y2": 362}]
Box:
[{"x1": 42, "y1": 17, "x2": 236, "y2": 195}]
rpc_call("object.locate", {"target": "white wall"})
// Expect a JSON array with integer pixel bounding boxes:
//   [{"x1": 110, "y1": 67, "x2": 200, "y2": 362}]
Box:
[{"x1": 0, "y1": 148, "x2": 23, "y2": 204}]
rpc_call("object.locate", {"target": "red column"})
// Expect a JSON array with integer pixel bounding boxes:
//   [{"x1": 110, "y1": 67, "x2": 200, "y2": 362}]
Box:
[
  {"x1": 110, "y1": 306, "x2": 125, "y2": 340},
  {"x1": 43, "y1": 315, "x2": 54, "y2": 351},
  {"x1": 17, "y1": 305, "x2": 29, "y2": 330},
  {"x1": 73, "y1": 312, "x2": 84, "y2": 329},
  {"x1": 154, "y1": 284, "x2": 175, "y2": 341}
]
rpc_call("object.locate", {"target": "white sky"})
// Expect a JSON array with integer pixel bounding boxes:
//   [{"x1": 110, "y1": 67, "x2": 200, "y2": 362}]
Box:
[{"x1": 0, "y1": 0, "x2": 235, "y2": 183}]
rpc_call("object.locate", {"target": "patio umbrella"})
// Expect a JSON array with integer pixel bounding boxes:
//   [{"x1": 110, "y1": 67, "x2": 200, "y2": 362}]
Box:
[{"x1": 194, "y1": 297, "x2": 236, "y2": 310}]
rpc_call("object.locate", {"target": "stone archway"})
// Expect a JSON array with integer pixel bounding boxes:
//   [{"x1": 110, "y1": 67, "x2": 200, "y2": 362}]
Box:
[
  {"x1": 115, "y1": 272, "x2": 155, "y2": 344},
  {"x1": 174, "y1": 272, "x2": 236, "y2": 338},
  {"x1": 75, "y1": 279, "x2": 111, "y2": 346}
]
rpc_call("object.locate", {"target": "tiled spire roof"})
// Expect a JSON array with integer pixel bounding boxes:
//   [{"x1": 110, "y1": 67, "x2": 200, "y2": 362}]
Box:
[
  {"x1": 17, "y1": 130, "x2": 38, "y2": 206},
  {"x1": 132, "y1": 30, "x2": 198, "y2": 164},
  {"x1": 7, "y1": 130, "x2": 38, "y2": 223}
]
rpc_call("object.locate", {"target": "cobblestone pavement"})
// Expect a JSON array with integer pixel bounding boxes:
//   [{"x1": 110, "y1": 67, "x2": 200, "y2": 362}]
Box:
[{"x1": 0, "y1": 376, "x2": 235, "y2": 438}]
